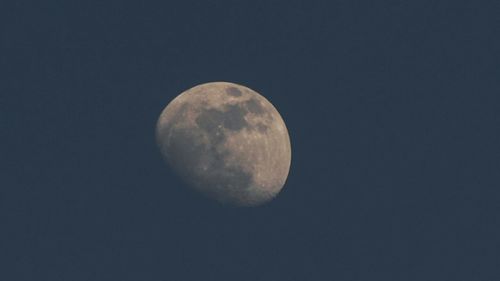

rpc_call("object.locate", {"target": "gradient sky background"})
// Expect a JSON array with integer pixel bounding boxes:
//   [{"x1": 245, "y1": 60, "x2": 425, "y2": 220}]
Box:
[{"x1": 1, "y1": 1, "x2": 499, "y2": 280}]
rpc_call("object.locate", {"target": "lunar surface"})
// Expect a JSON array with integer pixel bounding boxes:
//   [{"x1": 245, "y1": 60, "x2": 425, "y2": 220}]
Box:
[{"x1": 156, "y1": 82, "x2": 291, "y2": 206}]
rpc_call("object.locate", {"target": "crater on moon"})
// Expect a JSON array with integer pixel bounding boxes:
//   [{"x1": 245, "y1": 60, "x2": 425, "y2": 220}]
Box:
[
  {"x1": 244, "y1": 98, "x2": 264, "y2": 114},
  {"x1": 226, "y1": 86, "x2": 243, "y2": 97}
]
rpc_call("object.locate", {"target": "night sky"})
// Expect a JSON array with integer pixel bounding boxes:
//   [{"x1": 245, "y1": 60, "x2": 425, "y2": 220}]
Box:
[{"x1": 1, "y1": 1, "x2": 499, "y2": 280}]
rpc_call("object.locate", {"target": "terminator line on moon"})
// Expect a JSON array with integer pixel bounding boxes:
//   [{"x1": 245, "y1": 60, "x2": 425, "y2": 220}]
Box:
[{"x1": 156, "y1": 82, "x2": 291, "y2": 206}]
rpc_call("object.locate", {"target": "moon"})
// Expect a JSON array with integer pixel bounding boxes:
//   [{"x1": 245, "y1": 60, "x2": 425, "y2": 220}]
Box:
[{"x1": 156, "y1": 82, "x2": 291, "y2": 206}]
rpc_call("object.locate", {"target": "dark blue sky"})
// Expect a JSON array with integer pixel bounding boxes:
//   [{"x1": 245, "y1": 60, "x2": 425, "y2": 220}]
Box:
[{"x1": 1, "y1": 1, "x2": 499, "y2": 280}]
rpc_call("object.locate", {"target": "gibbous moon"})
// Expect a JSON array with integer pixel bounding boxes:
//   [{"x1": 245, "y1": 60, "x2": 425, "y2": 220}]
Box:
[{"x1": 156, "y1": 82, "x2": 291, "y2": 206}]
